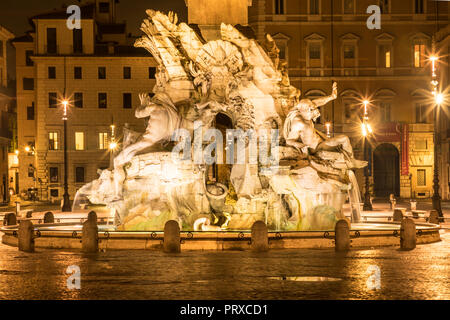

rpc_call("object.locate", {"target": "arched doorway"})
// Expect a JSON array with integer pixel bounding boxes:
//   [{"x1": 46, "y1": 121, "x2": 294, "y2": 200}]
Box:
[{"x1": 373, "y1": 143, "x2": 400, "y2": 197}]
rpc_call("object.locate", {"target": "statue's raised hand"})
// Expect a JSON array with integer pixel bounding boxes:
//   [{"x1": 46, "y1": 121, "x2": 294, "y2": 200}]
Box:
[
  {"x1": 331, "y1": 82, "x2": 337, "y2": 99},
  {"x1": 139, "y1": 93, "x2": 151, "y2": 106}
]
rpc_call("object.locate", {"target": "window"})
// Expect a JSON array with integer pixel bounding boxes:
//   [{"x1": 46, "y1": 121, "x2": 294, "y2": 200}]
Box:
[
  {"x1": 49, "y1": 167, "x2": 59, "y2": 183},
  {"x1": 417, "y1": 169, "x2": 426, "y2": 186},
  {"x1": 75, "y1": 132, "x2": 85, "y2": 150},
  {"x1": 414, "y1": 44, "x2": 426, "y2": 68},
  {"x1": 74, "y1": 92, "x2": 83, "y2": 108},
  {"x1": 123, "y1": 66, "x2": 131, "y2": 79},
  {"x1": 343, "y1": 0, "x2": 354, "y2": 14},
  {"x1": 98, "y1": 67, "x2": 106, "y2": 79},
  {"x1": 48, "y1": 66, "x2": 56, "y2": 79},
  {"x1": 310, "y1": 0, "x2": 319, "y2": 15},
  {"x1": 50, "y1": 189, "x2": 59, "y2": 197},
  {"x1": 46, "y1": 28, "x2": 57, "y2": 54},
  {"x1": 74, "y1": 67, "x2": 82, "y2": 79},
  {"x1": 98, "y1": 93, "x2": 107, "y2": 108},
  {"x1": 309, "y1": 44, "x2": 321, "y2": 60},
  {"x1": 49, "y1": 92, "x2": 58, "y2": 108},
  {"x1": 274, "y1": 0, "x2": 284, "y2": 14},
  {"x1": 415, "y1": 0, "x2": 424, "y2": 14},
  {"x1": 379, "y1": 45, "x2": 392, "y2": 68},
  {"x1": 99, "y1": 2, "x2": 110, "y2": 13},
  {"x1": 415, "y1": 140, "x2": 427, "y2": 150},
  {"x1": 27, "y1": 104, "x2": 34, "y2": 120},
  {"x1": 123, "y1": 93, "x2": 132, "y2": 109},
  {"x1": 415, "y1": 103, "x2": 428, "y2": 123},
  {"x1": 148, "y1": 67, "x2": 156, "y2": 79},
  {"x1": 23, "y1": 78, "x2": 34, "y2": 90},
  {"x1": 98, "y1": 132, "x2": 108, "y2": 149},
  {"x1": 73, "y1": 29, "x2": 83, "y2": 54},
  {"x1": 25, "y1": 50, "x2": 33, "y2": 66},
  {"x1": 75, "y1": 167, "x2": 85, "y2": 183},
  {"x1": 379, "y1": 102, "x2": 391, "y2": 122},
  {"x1": 48, "y1": 132, "x2": 59, "y2": 150},
  {"x1": 343, "y1": 45, "x2": 355, "y2": 59},
  {"x1": 379, "y1": 0, "x2": 389, "y2": 14}
]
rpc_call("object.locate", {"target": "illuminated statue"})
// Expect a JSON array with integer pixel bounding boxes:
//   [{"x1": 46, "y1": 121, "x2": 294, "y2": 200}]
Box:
[{"x1": 73, "y1": 9, "x2": 366, "y2": 231}]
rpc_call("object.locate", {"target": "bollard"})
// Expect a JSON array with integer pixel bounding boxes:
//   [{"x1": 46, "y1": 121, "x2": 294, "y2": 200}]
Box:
[
  {"x1": 400, "y1": 218, "x2": 416, "y2": 250},
  {"x1": 3, "y1": 212, "x2": 17, "y2": 226},
  {"x1": 18, "y1": 220, "x2": 34, "y2": 252},
  {"x1": 428, "y1": 210, "x2": 439, "y2": 224},
  {"x1": 393, "y1": 209, "x2": 403, "y2": 222},
  {"x1": 44, "y1": 211, "x2": 54, "y2": 223},
  {"x1": 82, "y1": 216, "x2": 98, "y2": 253},
  {"x1": 335, "y1": 219, "x2": 350, "y2": 252},
  {"x1": 163, "y1": 220, "x2": 181, "y2": 253},
  {"x1": 251, "y1": 221, "x2": 269, "y2": 252},
  {"x1": 87, "y1": 211, "x2": 97, "y2": 222}
]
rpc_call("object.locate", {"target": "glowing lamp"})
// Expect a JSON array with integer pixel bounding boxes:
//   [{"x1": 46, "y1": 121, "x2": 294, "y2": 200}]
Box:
[{"x1": 435, "y1": 93, "x2": 444, "y2": 105}]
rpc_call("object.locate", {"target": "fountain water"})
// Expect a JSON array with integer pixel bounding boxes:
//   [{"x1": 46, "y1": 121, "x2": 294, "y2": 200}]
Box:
[{"x1": 347, "y1": 170, "x2": 362, "y2": 223}]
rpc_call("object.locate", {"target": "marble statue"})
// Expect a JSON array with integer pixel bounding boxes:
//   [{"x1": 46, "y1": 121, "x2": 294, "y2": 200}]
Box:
[{"x1": 74, "y1": 9, "x2": 366, "y2": 231}]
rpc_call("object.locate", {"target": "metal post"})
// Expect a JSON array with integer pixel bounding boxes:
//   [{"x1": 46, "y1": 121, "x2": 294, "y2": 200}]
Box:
[
  {"x1": 363, "y1": 136, "x2": 373, "y2": 211},
  {"x1": 61, "y1": 116, "x2": 71, "y2": 212},
  {"x1": 432, "y1": 107, "x2": 443, "y2": 220}
]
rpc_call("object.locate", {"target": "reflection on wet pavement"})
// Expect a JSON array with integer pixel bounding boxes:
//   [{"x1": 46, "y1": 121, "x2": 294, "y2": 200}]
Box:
[{"x1": 0, "y1": 231, "x2": 449, "y2": 300}]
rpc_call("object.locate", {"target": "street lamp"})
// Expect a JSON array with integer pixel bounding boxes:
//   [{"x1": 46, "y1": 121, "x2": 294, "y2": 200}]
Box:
[
  {"x1": 430, "y1": 54, "x2": 443, "y2": 220},
  {"x1": 61, "y1": 99, "x2": 71, "y2": 212},
  {"x1": 362, "y1": 100, "x2": 373, "y2": 211}
]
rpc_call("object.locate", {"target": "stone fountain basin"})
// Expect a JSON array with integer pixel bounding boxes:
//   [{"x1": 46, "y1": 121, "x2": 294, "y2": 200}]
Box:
[{"x1": 0, "y1": 221, "x2": 441, "y2": 251}]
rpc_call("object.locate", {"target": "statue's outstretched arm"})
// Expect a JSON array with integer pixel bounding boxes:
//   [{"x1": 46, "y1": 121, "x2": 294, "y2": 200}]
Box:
[{"x1": 312, "y1": 82, "x2": 337, "y2": 107}]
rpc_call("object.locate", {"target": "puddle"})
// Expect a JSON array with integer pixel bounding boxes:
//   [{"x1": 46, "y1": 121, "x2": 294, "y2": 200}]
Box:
[{"x1": 267, "y1": 276, "x2": 342, "y2": 282}]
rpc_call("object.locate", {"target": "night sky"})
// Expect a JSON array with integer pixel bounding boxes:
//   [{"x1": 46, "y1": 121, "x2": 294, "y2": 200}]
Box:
[{"x1": 0, "y1": 0, "x2": 188, "y2": 80}]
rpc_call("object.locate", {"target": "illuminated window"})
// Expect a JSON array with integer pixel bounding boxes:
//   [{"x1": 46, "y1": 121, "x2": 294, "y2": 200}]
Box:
[
  {"x1": 48, "y1": 132, "x2": 59, "y2": 150},
  {"x1": 414, "y1": 44, "x2": 425, "y2": 68},
  {"x1": 98, "y1": 132, "x2": 108, "y2": 150},
  {"x1": 379, "y1": 45, "x2": 392, "y2": 68},
  {"x1": 75, "y1": 132, "x2": 85, "y2": 150},
  {"x1": 417, "y1": 169, "x2": 426, "y2": 186}
]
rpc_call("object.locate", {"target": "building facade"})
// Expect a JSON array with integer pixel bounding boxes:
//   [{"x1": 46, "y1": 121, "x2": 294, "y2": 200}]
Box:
[
  {"x1": 12, "y1": 1, "x2": 156, "y2": 202},
  {"x1": 249, "y1": 0, "x2": 450, "y2": 199},
  {"x1": 0, "y1": 25, "x2": 14, "y2": 203}
]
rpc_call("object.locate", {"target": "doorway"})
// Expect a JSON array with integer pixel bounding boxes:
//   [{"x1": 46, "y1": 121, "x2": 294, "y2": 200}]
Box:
[{"x1": 373, "y1": 143, "x2": 400, "y2": 197}]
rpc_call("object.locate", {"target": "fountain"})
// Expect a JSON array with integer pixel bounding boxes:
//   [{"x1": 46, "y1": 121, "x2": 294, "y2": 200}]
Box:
[{"x1": 69, "y1": 9, "x2": 368, "y2": 232}]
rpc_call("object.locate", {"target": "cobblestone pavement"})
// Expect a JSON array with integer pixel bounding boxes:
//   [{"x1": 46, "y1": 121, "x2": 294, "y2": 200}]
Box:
[
  {"x1": 0, "y1": 229, "x2": 448, "y2": 300},
  {"x1": 0, "y1": 199, "x2": 448, "y2": 300}
]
